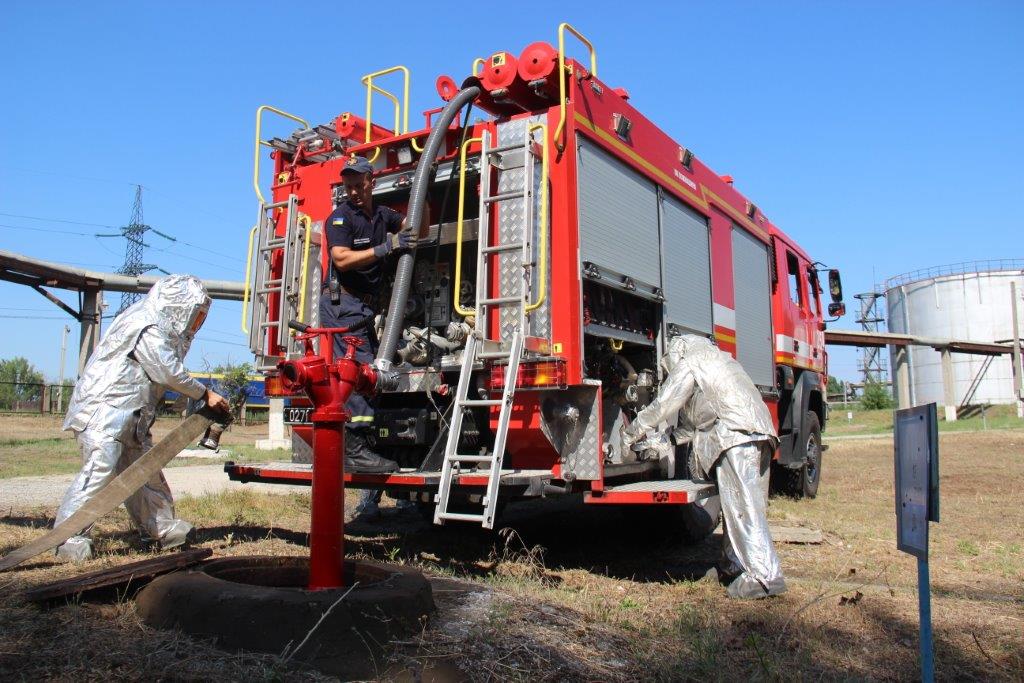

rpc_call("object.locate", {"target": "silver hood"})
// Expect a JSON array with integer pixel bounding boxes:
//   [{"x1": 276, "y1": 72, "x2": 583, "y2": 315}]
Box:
[{"x1": 63, "y1": 275, "x2": 210, "y2": 436}]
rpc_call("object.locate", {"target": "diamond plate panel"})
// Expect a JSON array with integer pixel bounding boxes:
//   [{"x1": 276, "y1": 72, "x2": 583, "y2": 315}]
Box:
[
  {"x1": 494, "y1": 117, "x2": 551, "y2": 343},
  {"x1": 538, "y1": 384, "x2": 601, "y2": 481}
]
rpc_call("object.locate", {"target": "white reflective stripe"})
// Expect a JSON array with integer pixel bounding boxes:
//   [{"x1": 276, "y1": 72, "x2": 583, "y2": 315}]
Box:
[
  {"x1": 349, "y1": 416, "x2": 374, "y2": 422},
  {"x1": 775, "y1": 333, "x2": 820, "y2": 366},
  {"x1": 712, "y1": 303, "x2": 736, "y2": 329}
]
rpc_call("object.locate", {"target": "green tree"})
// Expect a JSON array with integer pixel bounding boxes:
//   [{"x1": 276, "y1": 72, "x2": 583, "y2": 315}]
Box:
[
  {"x1": 860, "y1": 380, "x2": 894, "y2": 410},
  {"x1": 826, "y1": 375, "x2": 844, "y2": 396},
  {"x1": 210, "y1": 361, "x2": 254, "y2": 420},
  {"x1": 0, "y1": 357, "x2": 46, "y2": 410}
]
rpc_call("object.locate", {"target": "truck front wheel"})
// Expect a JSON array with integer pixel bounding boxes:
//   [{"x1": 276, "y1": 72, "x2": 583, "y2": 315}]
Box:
[
  {"x1": 773, "y1": 411, "x2": 822, "y2": 498},
  {"x1": 799, "y1": 411, "x2": 822, "y2": 498}
]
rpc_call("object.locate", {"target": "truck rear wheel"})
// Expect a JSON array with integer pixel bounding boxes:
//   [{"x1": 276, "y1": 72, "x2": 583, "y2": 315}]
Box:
[
  {"x1": 774, "y1": 411, "x2": 822, "y2": 498},
  {"x1": 679, "y1": 495, "x2": 721, "y2": 544},
  {"x1": 622, "y1": 495, "x2": 721, "y2": 544}
]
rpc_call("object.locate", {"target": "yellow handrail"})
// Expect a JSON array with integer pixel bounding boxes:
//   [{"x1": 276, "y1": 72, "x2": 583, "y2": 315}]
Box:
[
  {"x1": 296, "y1": 215, "x2": 312, "y2": 328},
  {"x1": 553, "y1": 22, "x2": 598, "y2": 152},
  {"x1": 363, "y1": 81, "x2": 402, "y2": 163},
  {"x1": 453, "y1": 136, "x2": 482, "y2": 317},
  {"x1": 524, "y1": 123, "x2": 549, "y2": 313},
  {"x1": 369, "y1": 82, "x2": 401, "y2": 137},
  {"x1": 361, "y1": 66, "x2": 409, "y2": 165},
  {"x1": 253, "y1": 105, "x2": 309, "y2": 204},
  {"x1": 472, "y1": 57, "x2": 485, "y2": 76},
  {"x1": 362, "y1": 65, "x2": 410, "y2": 138},
  {"x1": 241, "y1": 223, "x2": 258, "y2": 333}
]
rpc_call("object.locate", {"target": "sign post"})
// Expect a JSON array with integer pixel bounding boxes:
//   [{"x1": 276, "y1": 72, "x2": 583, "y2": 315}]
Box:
[{"x1": 894, "y1": 403, "x2": 940, "y2": 683}]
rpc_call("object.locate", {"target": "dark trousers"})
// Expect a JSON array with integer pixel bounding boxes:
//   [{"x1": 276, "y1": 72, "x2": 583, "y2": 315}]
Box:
[{"x1": 319, "y1": 290, "x2": 377, "y2": 431}]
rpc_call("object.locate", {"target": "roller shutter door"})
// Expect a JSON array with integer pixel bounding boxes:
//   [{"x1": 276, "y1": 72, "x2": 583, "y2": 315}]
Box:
[
  {"x1": 577, "y1": 140, "x2": 661, "y2": 288},
  {"x1": 660, "y1": 194, "x2": 712, "y2": 334},
  {"x1": 731, "y1": 226, "x2": 774, "y2": 386}
]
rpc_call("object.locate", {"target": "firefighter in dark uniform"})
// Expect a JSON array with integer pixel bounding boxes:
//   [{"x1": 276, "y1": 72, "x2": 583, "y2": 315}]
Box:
[{"x1": 321, "y1": 155, "x2": 416, "y2": 474}]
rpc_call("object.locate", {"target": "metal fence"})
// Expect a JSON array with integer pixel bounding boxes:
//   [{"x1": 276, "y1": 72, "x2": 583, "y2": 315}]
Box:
[
  {"x1": 884, "y1": 259, "x2": 1024, "y2": 290},
  {"x1": 0, "y1": 381, "x2": 269, "y2": 426},
  {"x1": 0, "y1": 382, "x2": 73, "y2": 414}
]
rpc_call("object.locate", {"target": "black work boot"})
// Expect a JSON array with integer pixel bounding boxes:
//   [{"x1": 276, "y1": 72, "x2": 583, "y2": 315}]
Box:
[{"x1": 346, "y1": 430, "x2": 399, "y2": 473}]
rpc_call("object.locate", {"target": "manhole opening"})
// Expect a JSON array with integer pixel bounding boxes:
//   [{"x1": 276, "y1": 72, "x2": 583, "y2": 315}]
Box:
[{"x1": 200, "y1": 557, "x2": 392, "y2": 589}]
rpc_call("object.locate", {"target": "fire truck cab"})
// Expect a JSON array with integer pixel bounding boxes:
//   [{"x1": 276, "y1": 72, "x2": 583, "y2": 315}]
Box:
[{"x1": 229, "y1": 24, "x2": 845, "y2": 538}]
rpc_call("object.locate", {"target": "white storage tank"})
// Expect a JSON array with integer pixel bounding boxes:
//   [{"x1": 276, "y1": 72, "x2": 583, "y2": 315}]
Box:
[{"x1": 886, "y1": 261, "x2": 1024, "y2": 407}]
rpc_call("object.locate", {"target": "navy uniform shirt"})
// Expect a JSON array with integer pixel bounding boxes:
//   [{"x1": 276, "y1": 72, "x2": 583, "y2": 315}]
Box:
[{"x1": 325, "y1": 200, "x2": 404, "y2": 296}]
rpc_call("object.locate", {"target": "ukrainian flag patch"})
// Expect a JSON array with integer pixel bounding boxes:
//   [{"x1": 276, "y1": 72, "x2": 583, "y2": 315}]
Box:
[{"x1": 332, "y1": 218, "x2": 344, "y2": 226}]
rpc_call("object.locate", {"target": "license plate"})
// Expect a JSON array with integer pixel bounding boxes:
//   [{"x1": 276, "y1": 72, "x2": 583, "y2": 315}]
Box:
[{"x1": 284, "y1": 407, "x2": 313, "y2": 425}]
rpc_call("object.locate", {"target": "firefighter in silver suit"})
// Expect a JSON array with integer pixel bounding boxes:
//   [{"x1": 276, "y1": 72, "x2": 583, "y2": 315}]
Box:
[
  {"x1": 622, "y1": 334, "x2": 786, "y2": 599},
  {"x1": 55, "y1": 275, "x2": 229, "y2": 562}
]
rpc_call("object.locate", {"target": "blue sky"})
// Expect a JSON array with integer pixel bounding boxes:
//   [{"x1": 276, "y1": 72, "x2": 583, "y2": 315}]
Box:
[{"x1": 1, "y1": 1, "x2": 1021, "y2": 382}]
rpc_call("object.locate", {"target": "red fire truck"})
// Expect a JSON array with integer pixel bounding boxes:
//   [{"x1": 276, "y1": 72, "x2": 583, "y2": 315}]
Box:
[{"x1": 229, "y1": 24, "x2": 846, "y2": 538}]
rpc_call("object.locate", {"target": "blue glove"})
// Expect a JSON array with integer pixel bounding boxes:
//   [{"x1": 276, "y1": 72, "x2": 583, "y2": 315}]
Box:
[{"x1": 373, "y1": 230, "x2": 416, "y2": 259}]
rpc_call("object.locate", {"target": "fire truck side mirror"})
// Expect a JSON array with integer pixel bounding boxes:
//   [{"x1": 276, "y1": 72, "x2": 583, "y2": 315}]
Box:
[
  {"x1": 828, "y1": 269, "x2": 844, "y2": 303},
  {"x1": 828, "y1": 302, "x2": 846, "y2": 318}
]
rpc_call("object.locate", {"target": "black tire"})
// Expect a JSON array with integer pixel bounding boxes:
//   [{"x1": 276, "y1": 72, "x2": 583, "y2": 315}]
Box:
[
  {"x1": 772, "y1": 411, "x2": 823, "y2": 498},
  {"x1": 416, "y1": 500, "x2": 437, "y2": 522},
  {"x1": 678, "y1": 496, "x2": 722, "y2": 544},
  {"x1": 621, "y1": 496, "x2": 721, "y2": 545},
  {"x1": 800, "y1": 411, "x2": 823, "y2": 498}
]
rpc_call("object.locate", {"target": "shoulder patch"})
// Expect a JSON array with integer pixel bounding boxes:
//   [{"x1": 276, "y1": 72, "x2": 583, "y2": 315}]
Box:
[{"x1": 332, "y1": 218, "x2": 344, "y2": 226}]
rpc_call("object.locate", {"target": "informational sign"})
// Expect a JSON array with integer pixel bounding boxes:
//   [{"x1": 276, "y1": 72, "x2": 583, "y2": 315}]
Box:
[
  {"x1": 894, "y1": 402, "x2": 940, "y2": 683},
  {"x1": 894, "y1": 403, "x2": 940, "y2": 558}
]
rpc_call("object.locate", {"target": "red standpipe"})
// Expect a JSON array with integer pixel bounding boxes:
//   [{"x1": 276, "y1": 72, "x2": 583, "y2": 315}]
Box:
[{"x1": 278, "y1": 326, "x2": 378, "y2": 590}]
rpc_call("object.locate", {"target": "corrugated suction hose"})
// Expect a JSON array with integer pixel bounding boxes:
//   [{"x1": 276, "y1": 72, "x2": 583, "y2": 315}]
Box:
[{"x1": 375, "y1": 81, "x2": 482, "y2": 368}]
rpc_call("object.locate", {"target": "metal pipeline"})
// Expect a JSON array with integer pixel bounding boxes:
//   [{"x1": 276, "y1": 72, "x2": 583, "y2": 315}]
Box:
[{"x1": 375, "y1": 81, "x2": 482, "y2": 369}]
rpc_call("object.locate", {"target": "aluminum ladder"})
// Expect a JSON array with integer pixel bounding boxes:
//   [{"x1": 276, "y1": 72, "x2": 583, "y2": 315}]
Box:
[
  {"x1": 434, "y1": 128, "x2": 542, "y2": 529},
  {"x1": 244, "y1": 194, "x2": 314, "y2": 371}
]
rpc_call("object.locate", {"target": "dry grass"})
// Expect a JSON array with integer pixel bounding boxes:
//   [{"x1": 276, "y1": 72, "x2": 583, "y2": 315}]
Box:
[
  {"x1": 356, "y1": 428, "x2": 1024, "y2": 681},
  {"x1": 0, "y1": 415, "x2": 1022, "y2": 681},
  {"x1": 0, "y1": 489, "x2": 324, "y2": 681}
]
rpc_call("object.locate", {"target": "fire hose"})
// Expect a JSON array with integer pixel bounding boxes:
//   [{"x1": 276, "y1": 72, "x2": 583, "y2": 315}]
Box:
[{"x1": 375, "y1": 80, "x2": 482, "y2": 369}]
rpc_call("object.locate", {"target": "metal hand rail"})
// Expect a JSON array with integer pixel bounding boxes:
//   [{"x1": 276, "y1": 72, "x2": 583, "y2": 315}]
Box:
[
  {"x1": 524, "y1": 123, "x2": 549, "y2": 313},
  {"x1": 296, "y1": 215, "x2": 312, "y2": 327},
  {"x1": 363, "y1": 81, "x2": 402, "y2": 163},
  {"x1": 361, "y1": 66, "x2": 410, "y2": 163},
  {"x1": 241, "y1": 223, "x2": 259, "y2": 333},
  {"x1": 253, "y1": 105, "x2": 309, "y2": 204},
  {"x1": 884, "y1": 259, "x2": 1024, "y2": 290},
  {"x1": 472, "y1": 57, "x2": 486, "y2": 76},
  {"x1": 554, "y1": 22, "x2": 598, "y2": 152},
  {"x1": 454, "y1": 136, "x2": 483, "y2": 317}
]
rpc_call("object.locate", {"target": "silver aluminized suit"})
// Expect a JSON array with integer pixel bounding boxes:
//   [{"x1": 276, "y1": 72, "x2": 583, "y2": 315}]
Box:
[
  {"x1": 55, "y1": 275, "x2": 210, "y2": 561},
  {"x1": 626, "y1": 334, "x2": 786, "y2": 599}
]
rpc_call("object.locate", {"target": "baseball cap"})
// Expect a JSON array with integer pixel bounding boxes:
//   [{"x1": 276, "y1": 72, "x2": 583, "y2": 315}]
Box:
[{"x1": 341, "y1": 155, "x2": 373, "y2": 175}]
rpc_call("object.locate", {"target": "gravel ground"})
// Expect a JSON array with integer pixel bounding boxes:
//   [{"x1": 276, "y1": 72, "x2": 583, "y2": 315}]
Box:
[{"x1": 1, "y1": 464, "x2": 303, "y2": 510}]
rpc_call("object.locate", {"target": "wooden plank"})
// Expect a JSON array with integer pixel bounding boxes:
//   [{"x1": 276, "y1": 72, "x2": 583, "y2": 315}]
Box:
[
  {"x1": 0, "y1": 411, "x2": 218, "y2": 572},
  {"x1": 22, "y1": 548, "x2": 211, "y2": 604}
]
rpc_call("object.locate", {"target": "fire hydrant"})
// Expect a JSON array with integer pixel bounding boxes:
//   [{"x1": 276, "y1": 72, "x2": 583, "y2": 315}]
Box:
[{"x1": 278, "y1": 320, "x2": 379, "y2": 590}]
